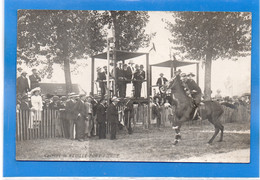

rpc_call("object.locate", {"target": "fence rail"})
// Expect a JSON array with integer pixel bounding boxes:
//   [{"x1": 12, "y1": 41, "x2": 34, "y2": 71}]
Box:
[{"x1": 16, "y1": 109, "x2": 62, "y2": 141}]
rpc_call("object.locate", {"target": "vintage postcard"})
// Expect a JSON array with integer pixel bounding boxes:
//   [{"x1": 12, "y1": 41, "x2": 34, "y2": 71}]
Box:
[{"x1": 16, "y1": 10, "x2": 251, "y2": 162}]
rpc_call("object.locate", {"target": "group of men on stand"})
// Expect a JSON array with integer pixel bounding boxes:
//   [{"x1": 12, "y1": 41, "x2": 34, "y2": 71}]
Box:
[{"x1": 96, "y1": 60, "x2": 145, "y2": 99}]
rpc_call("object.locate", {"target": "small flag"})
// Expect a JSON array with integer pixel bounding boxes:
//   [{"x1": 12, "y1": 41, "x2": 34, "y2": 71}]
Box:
[{"x1": 149, "y1": 43, "x2": 156, "y2": 52}]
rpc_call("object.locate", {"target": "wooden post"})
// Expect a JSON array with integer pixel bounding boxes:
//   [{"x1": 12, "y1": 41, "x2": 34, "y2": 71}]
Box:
[
  {"x1": 171, "y1": 60, "x2": 174, "y2": 78},
  {"x1": 91, "y1": 57, "x2": 95, "y2": 95},
  {"x1": 196, "y1": 63, "x2": 199, "y2": 84},
  {"x1": 146, "y1": 53, "x2": 150, "y2": 128}
]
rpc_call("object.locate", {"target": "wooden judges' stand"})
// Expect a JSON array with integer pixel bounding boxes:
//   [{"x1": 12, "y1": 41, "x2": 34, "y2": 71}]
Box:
[{"x1": 91, "y1": 50, "x2": 151, "y2": 127}]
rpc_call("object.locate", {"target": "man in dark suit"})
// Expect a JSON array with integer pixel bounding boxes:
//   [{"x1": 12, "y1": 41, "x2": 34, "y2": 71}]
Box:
[
  {"x1": 156, "y1": 73, "x2": 168, "y2": 96},
  {"x1": 17, "y1": 71, "x2": 30, "y2": 95},
  {"x1": 106, "y1": 97, "x2": 120, "y2": 140},
  {"x1": 96, "y1": 99, "x2": 107, "y2": 139},
  {"x1": 124, "y1": 98, "x2": 134, "y2": 134},
  {"x1": 66, "y1": 93, "x2": 77, "y2": 139},
  {"x1": 73, "y1": 94, "x2": 87, "y2": 141},
  {"x1": 133, "y1": 64, "x2": 143, "y2": 98},
  {"x1": 29, "y1": 69, "x2": 41, "y2": 89},
  {"x1": 96, "y1": 67, "x2": 106, "y2": 98},
  {"x1": 117, "y1": 63, "x2": 126, "y2": 98}
]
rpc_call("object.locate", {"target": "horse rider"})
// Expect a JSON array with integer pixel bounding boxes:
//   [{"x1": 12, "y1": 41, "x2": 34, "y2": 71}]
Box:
[{"x1": 180, "y1": 73, "x2": 202, "y2": 120}]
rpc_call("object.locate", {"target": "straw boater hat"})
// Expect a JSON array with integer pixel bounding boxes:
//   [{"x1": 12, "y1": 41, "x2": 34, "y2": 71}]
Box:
[
  {"x1": 68, "y1": 92, "x2": 76, "y2": 97},
  {"x1": 111, "y1": 96, "x2": 120, "y2": 102},
  {"x1": 30, "y1": 87, "x2": 41, "y2": 94},
  {"x1": 53, "y1": 95, "x2": 59, "y2": 101},
  {"x1": 21, "y1": 71, "x2": 27, "y2": 75},
  {"x1": 180, "y1": 73, "x2": 187, "y2": 77},
  {"x1": 96, "y1": 67, "x2": 101, "y2": 71},
  {"x1": 187, "y1": 72, "x2": 195, "y2": 77},
  {"x1": 128, "y1": 60, "x2": 134, "y2": 64}
]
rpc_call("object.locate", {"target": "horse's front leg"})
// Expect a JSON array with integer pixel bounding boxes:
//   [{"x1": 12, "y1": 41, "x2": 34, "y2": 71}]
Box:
[
  {"x1": 172, "y1": 115, "x2": 189, "y2": 145},
  {"x1": 173, "y1": 128, "x2": 181, "y2": 145}
]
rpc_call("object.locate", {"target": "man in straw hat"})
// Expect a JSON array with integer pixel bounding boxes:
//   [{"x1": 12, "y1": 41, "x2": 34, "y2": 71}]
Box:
[
  {"x1": 106, "y1": 96, "x2": 120, "y2": 140},
  {"x1": 73, "y1": 94, "x2": 87, "y2": 142},
  {"x1": 65, "y1": 92, "x2": 77, "y2": 139}
]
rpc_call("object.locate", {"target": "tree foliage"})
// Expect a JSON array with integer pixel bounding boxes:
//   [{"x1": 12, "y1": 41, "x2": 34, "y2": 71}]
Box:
[
  {"x1": 166, "y1": 12, "x2": 251, "y2": 99},
  {"x1": 102, "y1": 11, "x2": 150, "y2": 51},
  {"x1": 17, "y1": 10, "x2": 106, "y2": 79},
  {"x1": 17, "y1": 10, "x2": 151, "y2": 93}
]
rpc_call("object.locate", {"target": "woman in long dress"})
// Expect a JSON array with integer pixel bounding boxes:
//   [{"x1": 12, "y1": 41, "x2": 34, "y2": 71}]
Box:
[{"x1": 28, "y1": 87, "x2": 43, "y2": 129}]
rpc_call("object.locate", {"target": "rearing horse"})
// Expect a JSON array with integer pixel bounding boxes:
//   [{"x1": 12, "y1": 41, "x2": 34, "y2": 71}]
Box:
[{"x1": 166, "y1": 74, "x2": 224, "y2": 145}]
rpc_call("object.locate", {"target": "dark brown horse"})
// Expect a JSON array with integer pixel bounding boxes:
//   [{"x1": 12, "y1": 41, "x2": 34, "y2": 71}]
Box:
[{"x1": 165, "y1": 74, "x2": 224, "y2": 145}]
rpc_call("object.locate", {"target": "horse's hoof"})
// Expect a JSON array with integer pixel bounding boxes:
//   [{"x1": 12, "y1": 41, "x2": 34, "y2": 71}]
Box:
[
  {"x1": 207, "y1": 142, "x2": 212, "y2": 145},
  {"x1": 172, "y1": 126, "x2": 179, "y2": 130},
  {"x1": 217, "y1": 140, "x2": 223, "y2": 142},
  {"x1": 173, "y1": 140, "x2": 179, "y2": 145}
]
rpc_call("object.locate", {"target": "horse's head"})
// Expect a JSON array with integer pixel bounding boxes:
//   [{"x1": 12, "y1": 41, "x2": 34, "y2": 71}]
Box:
[{"x1": 166, "y1": 71, "x2": 182, "y2": 92}]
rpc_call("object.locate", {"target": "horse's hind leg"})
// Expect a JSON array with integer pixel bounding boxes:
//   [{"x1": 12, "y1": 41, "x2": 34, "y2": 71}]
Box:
[
  {"x1": 217, "y1": 123, "x2": 224, "y2": 142},
  {"x1": 208, "y1": 125, "x2": 220, "y2": 144}
]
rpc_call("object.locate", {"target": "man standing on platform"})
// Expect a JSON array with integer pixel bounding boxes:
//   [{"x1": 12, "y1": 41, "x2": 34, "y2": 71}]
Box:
[
  {"x1": 117, "y1": 63, "x2": 126, "y2": 98},
  {"x1": 29, "y1": 68, "x2": 41, "y2": 89},
  {"x1": 96, "y1": 99, "x2": 107, "y2": 139},
  {"x1": 133, "y1": 64, "x2": 142, "y2": 98},
  {"x1": 106, "y1": 97, "x2": 120, "y2": 140},
  {"x1": 73, "y1": 94, "x2": 87, "y2": 142},
  {"x1": 96, "y1": 67, "x2": 106, "y2": 98},
  {"x1": 65, "y1": 93, "x2": 77, "y2": 140}
]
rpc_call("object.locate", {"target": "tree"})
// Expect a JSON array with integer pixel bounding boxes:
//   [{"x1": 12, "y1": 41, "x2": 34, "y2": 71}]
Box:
[
  {"x1": 166, "y1": 12, "x2": 251, "y2": 100},
  {"x1": 17, "y1": 10, "x2": 106, "y2": 93}
]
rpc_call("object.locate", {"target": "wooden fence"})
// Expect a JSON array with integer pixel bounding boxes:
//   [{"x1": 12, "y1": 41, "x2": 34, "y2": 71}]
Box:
[
  {"x1": 17, "y1": 104, "x2": 250, "y2": 141},
  {"x1": 16, "y1": 109, "x2": 63, "y2": 141}
]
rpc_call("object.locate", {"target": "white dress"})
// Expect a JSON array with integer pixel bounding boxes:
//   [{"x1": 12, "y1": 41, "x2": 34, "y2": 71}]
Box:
[{"x1": 28, "y1": 95, "x2": 43, "y2": 129}]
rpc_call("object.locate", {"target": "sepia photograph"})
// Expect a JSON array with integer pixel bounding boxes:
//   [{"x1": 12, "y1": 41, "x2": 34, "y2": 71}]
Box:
[{"x1": 16, "y1": 10, "x2": 251, "y2": 162}]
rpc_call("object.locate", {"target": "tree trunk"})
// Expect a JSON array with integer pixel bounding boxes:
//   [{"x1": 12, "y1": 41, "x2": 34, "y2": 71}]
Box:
[
  {"x1": 204, "y1": 51, "x2": 212, "y2": 100},
  {"x1": 64, "y1": 56, "x2": 72, "y2": 94}
]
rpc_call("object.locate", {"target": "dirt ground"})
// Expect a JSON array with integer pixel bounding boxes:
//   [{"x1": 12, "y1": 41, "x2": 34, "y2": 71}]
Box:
[{"x1": 16, "y1": 122, "x2": 250, "y2": 163}]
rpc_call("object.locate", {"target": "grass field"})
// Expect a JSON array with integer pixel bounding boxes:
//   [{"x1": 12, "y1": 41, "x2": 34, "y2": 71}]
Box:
[{"x1": 16, "y1": 121, "x2": 250, "y2": 162}]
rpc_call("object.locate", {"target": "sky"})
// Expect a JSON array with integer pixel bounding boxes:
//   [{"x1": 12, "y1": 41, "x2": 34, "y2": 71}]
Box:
[{"x1": 19, "y1": 11, "x2": 251, "y2": 97}]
